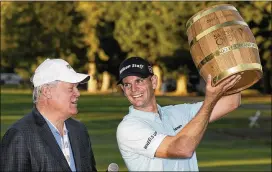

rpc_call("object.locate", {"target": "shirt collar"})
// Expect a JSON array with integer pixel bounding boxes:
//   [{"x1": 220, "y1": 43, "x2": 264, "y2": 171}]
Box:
[
  {"x1": 128, "y1": 104, "x2": 165, "y2": 121},
  {"x1": 42, "y1": 115, "x2": 68, "y2": 135}
]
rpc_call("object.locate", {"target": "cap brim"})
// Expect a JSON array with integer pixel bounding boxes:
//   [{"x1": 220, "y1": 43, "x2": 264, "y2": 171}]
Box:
[
  {"x1": 117, "y1": 72, "x2": 152, "y2": 85},
  {"x1": 78, "y1": 74, "x2": 90, "y2": 84},
  {"x1": 61, "y1": 73, "x2": 90, "y2": 84}
]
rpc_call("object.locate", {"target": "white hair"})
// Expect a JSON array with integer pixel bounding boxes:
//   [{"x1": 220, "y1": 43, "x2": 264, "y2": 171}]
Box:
[{"x1": 33, "y1": 80, "x2": 59, "y2": 104}]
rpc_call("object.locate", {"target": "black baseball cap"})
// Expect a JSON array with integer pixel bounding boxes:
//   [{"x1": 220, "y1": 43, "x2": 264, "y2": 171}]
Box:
[{"x1": 117, "y1": 57, "x2": 154, "y2": 85}]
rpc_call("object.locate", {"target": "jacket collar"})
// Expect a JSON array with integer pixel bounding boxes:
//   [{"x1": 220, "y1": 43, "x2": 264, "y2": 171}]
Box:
[
  {"x1": 31, "y1": 106, "x2": 72, "y2": 172},
  {"x1": 66, "y1": 119, "x2": 82, "y2": 171}
]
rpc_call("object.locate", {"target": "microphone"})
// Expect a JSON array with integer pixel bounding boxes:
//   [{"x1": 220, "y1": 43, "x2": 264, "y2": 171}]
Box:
[{"x1": 107, "y1": 163, "x2": 119, "y2": 172}]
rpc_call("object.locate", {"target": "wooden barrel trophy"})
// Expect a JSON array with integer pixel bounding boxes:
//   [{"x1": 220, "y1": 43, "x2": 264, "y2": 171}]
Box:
[{"x1": 186, "y1": 4, "x2": 263, "y2": 95}]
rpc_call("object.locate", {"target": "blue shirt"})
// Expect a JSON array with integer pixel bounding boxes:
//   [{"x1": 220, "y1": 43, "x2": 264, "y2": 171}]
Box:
[
  {"x1": 43, "y1": 116, "x2": 76, "y2": 171},
  {"x1": 117, "y1": 102, "x2": 203, "y2": 171}
]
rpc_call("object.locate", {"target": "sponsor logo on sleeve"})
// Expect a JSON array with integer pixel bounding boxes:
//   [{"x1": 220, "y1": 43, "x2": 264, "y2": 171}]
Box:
[
  {"x1": 173, "y1": 124, "x2": 182, "y2": 131},
  {"x1": 144, "y1": 131, "x2": 157, "y2": 149}
]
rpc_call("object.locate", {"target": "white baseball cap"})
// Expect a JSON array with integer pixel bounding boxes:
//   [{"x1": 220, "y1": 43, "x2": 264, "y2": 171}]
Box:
[{"x1": 31, "y1": 58, "x2": 90, "y2": 87}]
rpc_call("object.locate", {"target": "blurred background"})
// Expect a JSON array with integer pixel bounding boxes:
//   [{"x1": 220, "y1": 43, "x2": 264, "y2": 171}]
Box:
[{"x1": 1, "y1": 1, "x2": 271, "y2": 171}]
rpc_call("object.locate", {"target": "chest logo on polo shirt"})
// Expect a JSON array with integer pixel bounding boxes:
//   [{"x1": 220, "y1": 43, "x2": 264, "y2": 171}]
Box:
[
  {"x1": 173, "y1": 124, "x2": 182, "y2": 131},
  {"x1": 144, "y1": 131, "x2": 157, "y2": 149}
]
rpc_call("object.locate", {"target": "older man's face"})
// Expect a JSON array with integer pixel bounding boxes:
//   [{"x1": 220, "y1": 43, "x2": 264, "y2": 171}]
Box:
[{"x1": 49, "y1": 81, "x2": 80, "y2": 117}]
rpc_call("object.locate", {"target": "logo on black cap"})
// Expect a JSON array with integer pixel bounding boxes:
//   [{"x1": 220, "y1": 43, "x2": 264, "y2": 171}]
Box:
[{"x1": 117, "y1": 57, "x2": 153, "y2": 84}]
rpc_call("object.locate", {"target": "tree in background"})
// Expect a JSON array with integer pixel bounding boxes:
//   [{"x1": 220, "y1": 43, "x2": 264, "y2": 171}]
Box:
[
  {"x1": 1, "y1": 2, "x2": 88, "y2": 82},
  {"x1": 76, "y1": 2, "x2": 105, "y2": 92},
  {"x1": 100, "y1": 1, "x2": 207, "y2": 95},
  {"x1": 76, "y1": 2, "x2": 127, "y2": 93},
  {"x1": 1, "y1": 1, "x2": 270, "y2": 94}
]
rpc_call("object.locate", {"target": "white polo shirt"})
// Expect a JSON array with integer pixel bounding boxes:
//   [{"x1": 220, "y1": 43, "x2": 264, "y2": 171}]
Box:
[{"x1": 117, "y1": 102, "x2": 203, "y2": 171}]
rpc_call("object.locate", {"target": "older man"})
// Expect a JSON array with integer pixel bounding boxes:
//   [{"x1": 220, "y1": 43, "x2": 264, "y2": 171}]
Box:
[{"x1": 0, "y1": 59, "x2": 97, "y2": 172}]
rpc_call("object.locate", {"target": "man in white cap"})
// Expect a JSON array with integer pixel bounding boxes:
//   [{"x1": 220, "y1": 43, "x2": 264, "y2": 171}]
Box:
[{"x1": 1, "y1": 58, "x2": 97, "y2": 172}]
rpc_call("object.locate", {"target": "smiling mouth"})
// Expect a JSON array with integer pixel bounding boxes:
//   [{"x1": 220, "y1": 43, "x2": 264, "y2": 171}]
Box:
[
  {"x1": 71, "y1": 99, "x2": 78, "y2": 105},
  {"x1": 132, "y1": 94, "x2": 143, "y2": 98}
]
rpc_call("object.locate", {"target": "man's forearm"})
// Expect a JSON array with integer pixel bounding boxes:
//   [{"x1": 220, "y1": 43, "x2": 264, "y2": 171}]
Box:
[
  {"x1": 210, "y1": 92, "x2": 241, "y2": 122},
  {"x1": 157, "y1": 74, "x2": 241, "y2": 158},
  {"x1": 167, "y1": 101, "x2": 215, "y2": 157}
]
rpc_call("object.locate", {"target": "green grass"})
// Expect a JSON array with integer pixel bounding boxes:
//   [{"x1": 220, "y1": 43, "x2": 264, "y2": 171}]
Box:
[{"x1": 1, "y1": 91, "x2": 271, "y2": 171}]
